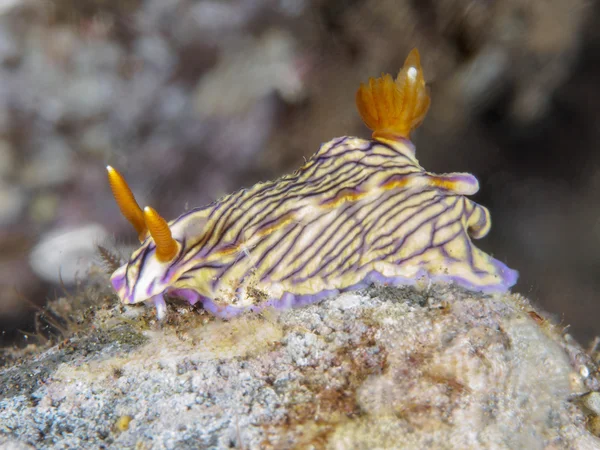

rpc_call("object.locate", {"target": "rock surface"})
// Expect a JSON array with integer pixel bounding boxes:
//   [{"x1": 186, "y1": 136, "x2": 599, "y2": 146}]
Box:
[{"x1": 1, "y1": 283, "x2": 600, "y2": 449}]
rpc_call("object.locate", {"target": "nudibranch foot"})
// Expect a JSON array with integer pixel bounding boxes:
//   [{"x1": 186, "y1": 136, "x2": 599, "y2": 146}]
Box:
[
  {"x1": 147, "y1": 293, "x2": 168, "y2": 321},
  {"x1": 161, "y1": 261, "x2": 517, "y2": 320}
]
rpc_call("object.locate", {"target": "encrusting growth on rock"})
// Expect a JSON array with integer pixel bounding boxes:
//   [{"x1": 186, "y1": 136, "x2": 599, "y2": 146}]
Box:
[{"x1": 1, "y1": 285, "x2": 599, "y2": 448}]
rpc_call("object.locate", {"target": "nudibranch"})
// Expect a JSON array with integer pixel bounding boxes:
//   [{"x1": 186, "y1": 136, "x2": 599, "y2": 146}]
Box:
[{"x1": 107, "y1": 49, "x2": 518, "y2": 320}]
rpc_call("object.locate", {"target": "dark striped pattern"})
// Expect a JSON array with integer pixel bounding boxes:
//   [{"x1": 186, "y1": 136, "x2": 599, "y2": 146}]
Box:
[{"x1": 105, "y1": 136, "x2": 516, "y2": 310}]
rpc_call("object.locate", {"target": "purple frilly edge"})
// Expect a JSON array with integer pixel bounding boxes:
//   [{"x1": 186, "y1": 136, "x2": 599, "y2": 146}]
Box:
[{"x1": 168, "y1": 258, "x2": 518, "y2": 319}]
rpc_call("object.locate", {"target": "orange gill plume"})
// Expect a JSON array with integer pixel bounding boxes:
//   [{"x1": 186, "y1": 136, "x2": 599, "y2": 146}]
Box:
[
  {"x1": 106, "y1": 165, "x2": 147, "y2": 242},
  {"x1": 356, "y1": 48, "x2": 430, "y2": 142},
  {"x1": 143, "y1": 206, "x2": 178, "y2": 262}
]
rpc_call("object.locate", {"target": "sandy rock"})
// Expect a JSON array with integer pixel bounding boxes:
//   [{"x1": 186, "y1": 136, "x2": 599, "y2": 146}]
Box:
[{"x1": 1, "y1": 285, "x2": 599, "y2": 449}]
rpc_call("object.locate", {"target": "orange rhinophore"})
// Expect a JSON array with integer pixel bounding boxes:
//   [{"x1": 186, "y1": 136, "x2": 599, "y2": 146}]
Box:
[
  {"x1": 356, "y1": 48, "x2": 430, "y2": 141},
  {"x1": 143, "y1": 206, "x2": 179, "y2": 262},
  {"x1": 106, "y1": 166, "x2": 178, "y2": 261},
  {"x1": 106, "y1": 166, "x2": 147, "y2": 242}
]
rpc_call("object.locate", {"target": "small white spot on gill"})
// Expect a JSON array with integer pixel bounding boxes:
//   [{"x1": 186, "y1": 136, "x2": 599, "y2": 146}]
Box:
[{"x1": 407, "y1": 67, "x2": 417, "y2": 81}]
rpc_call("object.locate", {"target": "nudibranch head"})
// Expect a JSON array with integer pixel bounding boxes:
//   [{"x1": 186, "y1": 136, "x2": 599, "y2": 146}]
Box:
[
  {"x1": 109, "y1": 239, "x2": 180, "y2": 305},
  {"x1": 107, "y1": 166, "x2": 186, "y2": 319},
  {"x1": 356, "y1": 48, "x2": 430, "y2": 142}
]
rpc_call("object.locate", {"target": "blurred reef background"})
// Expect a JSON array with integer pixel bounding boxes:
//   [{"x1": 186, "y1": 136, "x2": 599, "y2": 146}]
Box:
[{"x1": 0, "y1": 0, "x2": 598, "y2": 344}]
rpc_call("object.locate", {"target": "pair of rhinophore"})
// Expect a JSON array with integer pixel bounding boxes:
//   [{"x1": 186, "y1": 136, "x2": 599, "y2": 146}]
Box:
[{"x1": 106, "y1": 166, "x2": 178, "y2": 262}]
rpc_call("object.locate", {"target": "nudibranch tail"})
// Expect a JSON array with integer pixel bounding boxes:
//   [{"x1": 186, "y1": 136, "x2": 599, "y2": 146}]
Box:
[
  {"x1": 106, "y1": 166, "x2": 147, "y2": 242},
  {"x1": 143, "y1": 206, "x2": 178, "y2": 262},
  {"x1": 356, "y1": 48, "x2": 430, "y2": 141}
]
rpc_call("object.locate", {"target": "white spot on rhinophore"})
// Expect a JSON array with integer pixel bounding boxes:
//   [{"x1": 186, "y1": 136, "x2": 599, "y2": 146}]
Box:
[{"x1": 407, "y1": 67, "x2": 418, "y2": 81}]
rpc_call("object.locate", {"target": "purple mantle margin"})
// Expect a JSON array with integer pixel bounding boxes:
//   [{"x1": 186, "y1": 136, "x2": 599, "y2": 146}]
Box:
[{"x1": 162, "y1": 258, "x2": 518, "y2": 319}]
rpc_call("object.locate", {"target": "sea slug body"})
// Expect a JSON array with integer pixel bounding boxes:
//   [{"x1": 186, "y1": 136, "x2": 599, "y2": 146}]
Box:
[{"x1": 107, "y1": 49, "x2": 518, "y2": 319}]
